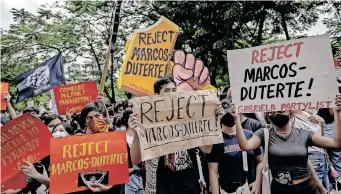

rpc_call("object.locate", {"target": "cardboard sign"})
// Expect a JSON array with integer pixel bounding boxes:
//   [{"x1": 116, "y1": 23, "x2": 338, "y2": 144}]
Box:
[
  {"x1": 170, "y1": 50, "x2": 217, "y2": 92},
  {"x1": 53, "y1": 81, "x2": 98, "y2": 114},
  {"x1": 1, "y1": 113, "x2": 52, "y2": 187},
  {"x1": 132, "y1": 89, "x2": 223, "y2": 161},
  {"x1": 1, "y1": 82, "x2": 9, "y2": 110},
  {"x1": 227, "y1": 34, "x2": 338, "y2": 113},
  {"x1": 118, "y1": 16, "x2": 180, "y2": 96},
  {"x1": 50, "y1": 131, "x2": 129, "y2": 194}
]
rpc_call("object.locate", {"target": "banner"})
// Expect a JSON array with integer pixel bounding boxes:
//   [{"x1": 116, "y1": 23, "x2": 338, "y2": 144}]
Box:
[
  {"x1": 53, "y1": 81, "x2": 98, "y2": 114},
  {"x1": 118, "y1": 16, "x2": 179, "y2": 96},
  {"x1": 50, "y1": 131, "x2": 129, "y2": 194},
  {"x1": 15, "y1": 53, "x2": 65, "y2": 102},
  {"x1": 1, "y1": 113, "x2": 52, "y2": 188},
  {"x1": 132, "y1": 89, "x2": 223, "y2": 161},
  {"x1": 227, "y1": 34, "x2": 338, "y2": 113},
  {"x1": 1, "y1": 82, "x2": 9, "y2": 110}
]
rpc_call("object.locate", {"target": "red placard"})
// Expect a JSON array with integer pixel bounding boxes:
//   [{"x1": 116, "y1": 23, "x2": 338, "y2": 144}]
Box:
[
  {"x1": 1, "y1": 173, "x2": 26, "y2": 191},
  {"x1": 50, "y1": 131, "x2": 129, "y2": 194},
  {"x1": 1, "y1": 113, "x2": 52, "y2": 187},
  {"x1": 53, "y1": 81, "x2": 98, "y2": 114},
  {"x1": 1, "y1": 82, "x2": 9, "y2": 110}
]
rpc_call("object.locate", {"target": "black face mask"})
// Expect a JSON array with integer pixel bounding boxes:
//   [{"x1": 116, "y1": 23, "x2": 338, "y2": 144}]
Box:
[
  {"x1": 269, "y1": 114, "x2": 290, "y2": 128},
  {"x1": 220, "y1": 112, "x2": 235, "y2": 127}
]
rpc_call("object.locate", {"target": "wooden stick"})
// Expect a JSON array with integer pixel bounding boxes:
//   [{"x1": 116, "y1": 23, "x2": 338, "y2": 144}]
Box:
[{"x1": 99, "y1": 41, "x2": 112, "y2": 94}]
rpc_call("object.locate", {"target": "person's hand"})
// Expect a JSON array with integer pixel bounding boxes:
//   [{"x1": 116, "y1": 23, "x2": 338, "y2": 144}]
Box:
[
  {"x1": 20, "y1": 161, "x2": 39, "y2": 179},
  {"x1": 96, "y1": 93, "x2": 105, "y2": 104},
  {"x1": 215, "y1": 102, "x2": 225, "y2": 116},
  {"x1": 249, "y1": 182, "x2": 260, "y2": 194},
  {"x1": 65, "y1": 109, "x2": 75, "y2": 121},
  {"x1": 229, "y1": 104, "x2": 240, "y2": 121},
  {"x1": 128, "y1": 113, "x2": 139, "y2": 132},
  {"x1": 87, "y1": 183, "x2": 112, "y2": 193},
  {"x1": 1, "y1": 189, "x2": 22, "y2": 194},
  {"x1": 316, "y1": 183, "x2": 328, "y2": 194},
  {"x1": 2, "y1": 93, "x2": 11, "y2": 104},
  {"x1": 308, "y1": 115, "x2": 325, "y2": 124},
  {"x1": 335, "y1": 94, "x2": 341, "y2": 112}
]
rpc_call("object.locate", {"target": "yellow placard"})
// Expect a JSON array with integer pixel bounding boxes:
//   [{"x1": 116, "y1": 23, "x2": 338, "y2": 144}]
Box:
[{"x1": 118, "y1": 16, "x2": 180, "y2": 96}]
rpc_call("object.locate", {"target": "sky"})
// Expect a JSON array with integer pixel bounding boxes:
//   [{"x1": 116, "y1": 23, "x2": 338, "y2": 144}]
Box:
[{"x1": 0, "y1": 0, "x2": 330, "y2": 35}]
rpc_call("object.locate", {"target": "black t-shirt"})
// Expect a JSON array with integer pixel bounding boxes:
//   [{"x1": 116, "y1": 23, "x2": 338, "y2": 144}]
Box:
[
  {"x1": 156, "y1": 149, "x2": 201, "y2": 194},
  {"x1": 242, "y1": 117, "x2": 263, "y2": 132},
  {"x1": 207, "y1": 131, "x2": 262, "y2": 192},
  {"x1": 254, "y1": 127, "x2": 314, "y2": 181}
]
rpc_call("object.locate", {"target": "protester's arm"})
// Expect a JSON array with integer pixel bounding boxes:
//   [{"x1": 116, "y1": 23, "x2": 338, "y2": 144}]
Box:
[
  {"x1": 250, "y1": 155, "x2": 263, "y2": 194},
  {"x1": 3, "y1": 93, "x2": 18, "y2": 119},
  {"x1": 208, "y1": 163, "x2": 219, "y2": 194},
  {"x1": 308, "y1": 159, "x2": 327, "y2": 194},
  {"x1": 312, "y1": 95, "x2": 341, "y2": 149},
  {"x1": 129, "y1": 113, "x2": 142, "y2": 165},
  {"x1": 20, "y1": 161, "x2": 50, "y2": 187}
]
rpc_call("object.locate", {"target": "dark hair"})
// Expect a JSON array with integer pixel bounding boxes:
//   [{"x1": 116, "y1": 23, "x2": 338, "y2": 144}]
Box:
[
  {"x1": 42, "y1": 114, "x2": 63, "y2": 126},
  {"x1": 51, "y1": 123, "x2": 74, "y2": 135},
  {"x1": 0, "y1": 115, "x2": 10, "y2": 125},
  {"x1": 79, "y1": 101, "x2": 107, "y2": 129},
  {"x1": 23, "y1": 107, "x2": 39, "y2": 115},
  {"x1": 114, "y1": 104, "x2": 123, "y2": 113},
  {"x1": 112, "y1": 116, "x2": 123, "y2": 128},
  {"x1": 121, "y1": 108, "x2": 133, "y2": 128},
  {"x1": 154, "y1": 77, "x2": 176, "y2": 94},
  {"x1": 220, "y1": 112, "x2": 235, "y2": 127},
  {"x1": 222, "y1": 86, "x2": 230, "y2": 94},
  {"x1": 219, "y1": 93, "x2": 227, "y2": 101}
]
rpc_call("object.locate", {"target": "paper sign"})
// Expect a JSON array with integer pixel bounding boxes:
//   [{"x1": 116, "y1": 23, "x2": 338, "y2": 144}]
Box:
[
  {"x1": 170, "y1": 50, "x2": 217, "y2": 92},
  {"x1": 1, "y1": 113, "x2": 52, "y2": 187},
  {"x1": 227, "y1": 34, "x2": 338, "y2": 113},
  {"x1": 132, "y1": 89, "x2": 223, "y2": 161},
  {"x1": 50, "y1": 131, "x2": 129, "y2": 194},
  {"x1": 118, "y1": 16, "x2": 180, "y2": 96},
  {"x1": 1, "y1": 173, "x2": 26, "y2": 191},
  {"x1": 1, "y1": 82, "x2": 9, "y2": 110},
  {"x1": 53, "y1": 81, "x2": 98, "y2": 114}
]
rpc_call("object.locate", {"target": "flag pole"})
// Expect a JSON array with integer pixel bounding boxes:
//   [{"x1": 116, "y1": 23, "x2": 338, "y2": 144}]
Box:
[{"x1": 99, "y1": 5, "x2": 115, "y2": 95}]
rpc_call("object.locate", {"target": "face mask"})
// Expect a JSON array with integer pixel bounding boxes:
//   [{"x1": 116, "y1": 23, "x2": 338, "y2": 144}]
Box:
[
  {"x1": 53, "y1": 131, "x2": 68, "y2": 138},
  {"x1": 116, "y1": 126, "x2": 126, "y2": 131},
  {"x1": 269, "y1": 114, "x2": 290, "y2": 128},
  {"x1": 220, "y1": 112, "x2": 235, "y2": 127},
  {"x1": 87, "y1": 117, "x2": 107, "y2": 133}
]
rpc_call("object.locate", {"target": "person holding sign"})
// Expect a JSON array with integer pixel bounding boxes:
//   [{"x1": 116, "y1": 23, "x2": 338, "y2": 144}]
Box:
[
  {"x1": 232, "y1": 94, "x2": 341, "y2": 194},
  {"x1": 129, "y1": 77, "x2": 224, "y2": 194},
  {"x1": 207, "y1": 112, "x2": 263, "y2": 194}
]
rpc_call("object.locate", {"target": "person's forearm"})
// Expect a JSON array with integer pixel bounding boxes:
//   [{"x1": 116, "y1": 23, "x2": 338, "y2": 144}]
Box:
[
  {"x1": 209, "y1": 173, "x2": 219, "y2": 194},
  {"x1": 332, "y1": 109, "x2": 341, "y2": 146},
  {"x1": 131, "y1": 131, "x2": 142, "y2": 164},
  {"x1": 254, "y1": 162, "x2": 263, "y2": 187},
  {"x1": 308, "y1": 159, "x2": 320, "y2": 185},
  {"x1": 7, "y1": 102, "x2": 18, "y2": 119},
  {"x1": 235, "y1": 120, "x2": 248, "y2": 150},
  {"x1": 35, "y1": 174, "x2": 50, "y2": 187}
]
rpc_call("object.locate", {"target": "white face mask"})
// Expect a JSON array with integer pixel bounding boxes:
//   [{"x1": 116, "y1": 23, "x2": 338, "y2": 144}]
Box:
[
  {"x1": 52, "y1": 131, "x2": 68, "y2": 138},
  {"x1": 116, "y1": 126, "x2": 126, "y2": 131}
]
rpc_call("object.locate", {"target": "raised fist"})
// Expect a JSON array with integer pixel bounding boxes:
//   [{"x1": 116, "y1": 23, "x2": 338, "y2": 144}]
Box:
[{"x1": 172, "y1": 50, "x2": 210, "y2": 91}]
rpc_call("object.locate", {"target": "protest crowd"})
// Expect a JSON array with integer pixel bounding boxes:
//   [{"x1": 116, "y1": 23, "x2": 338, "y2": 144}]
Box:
[{"x1": 1, "y1": 12, "x2": 341, "y2": 194}]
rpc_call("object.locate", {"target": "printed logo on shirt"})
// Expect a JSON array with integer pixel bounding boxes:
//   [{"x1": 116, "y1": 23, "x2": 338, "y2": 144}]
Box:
[
  {"x1": 164, "y1": 150, "x2": 193, "y2": 171},
  {"x1": 278, "y1": 171, "x2": 293, "y2": 185},
  {"x1": 224, "y1": 144, "x2": 241, "y2": 153}
]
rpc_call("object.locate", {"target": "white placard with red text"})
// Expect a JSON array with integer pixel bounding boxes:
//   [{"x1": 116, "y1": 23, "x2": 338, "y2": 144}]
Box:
[{"x1": 227, "y1": 34, "x2": 338, "y2": 113}]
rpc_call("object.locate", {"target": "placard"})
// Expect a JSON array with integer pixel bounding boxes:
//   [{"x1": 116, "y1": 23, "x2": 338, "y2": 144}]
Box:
[
  {"x1": 118, "y1": 16, "x2": 179, "y2": 96},
  {"x1": 53, "y1": 81, "x2": 98, "y2": 114},
  {"x1": 1, "y1": 113, "x2": 52, "y2": 187},
  {"x1": 50, "y1": 131, "x2": 129, "y2": 194},
  {"x1": 132, "y1": 89, "x2": 223, "y2": 161},
  {"x1": 227, "y1": 34, "x2": 338, "y2": 113},
  {"x1": 1, "y1": 82, "x2": 9, "y2": 110}
]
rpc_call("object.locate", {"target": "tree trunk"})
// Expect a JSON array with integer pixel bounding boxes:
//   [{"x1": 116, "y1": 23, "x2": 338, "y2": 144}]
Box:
[
  {"x1": 109, "y1": 0, "x2": 123, "y2": 104},
  {"x1": 280, "y1": 11, "x2": 290, "y2": 40},
  {"x1": 256, "y1": 7, "x2": 267, "y2": 46}
]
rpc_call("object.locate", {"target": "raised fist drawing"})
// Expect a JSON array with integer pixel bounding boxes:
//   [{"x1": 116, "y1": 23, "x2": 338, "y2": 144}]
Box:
[{"x1": 172, "y1": 50, "x2": 210, "y2": 91}]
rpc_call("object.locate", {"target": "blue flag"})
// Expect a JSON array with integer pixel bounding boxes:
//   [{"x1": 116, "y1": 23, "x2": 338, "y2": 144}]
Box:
[{"x1": 16, "y1": 53, "x2": 65, "y2": 102}]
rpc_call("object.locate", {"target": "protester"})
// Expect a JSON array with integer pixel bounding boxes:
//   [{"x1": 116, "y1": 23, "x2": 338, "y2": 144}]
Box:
[
  {"x1": 232, "y1": 94, "x2": 341, "y2": 194},
  {"x1": 129, "y1": 77, "x2": 225, "y2": 194},
  {"x1": 208, "y1": 112, "x2": 263, "y2": 194},
  {"x1": 114, "y1": 103, "x2": 124, "y2": 116},
  {"x1": 123, "y1": 108, "x2": 144, "y2": 194},
  {"x1": 41, "y1": 114, "x2": 64, "y2": 132}
]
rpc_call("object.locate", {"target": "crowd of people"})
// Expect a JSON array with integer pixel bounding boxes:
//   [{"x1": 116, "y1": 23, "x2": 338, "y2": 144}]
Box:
[{"x1": 1, "y1": 76, "x2": 341, "y2": 194}]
